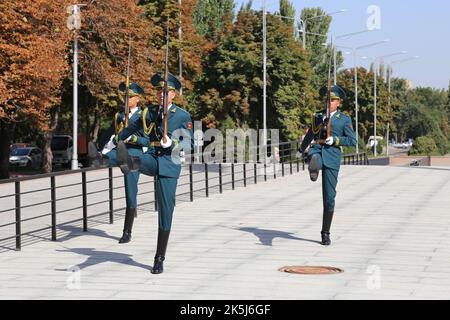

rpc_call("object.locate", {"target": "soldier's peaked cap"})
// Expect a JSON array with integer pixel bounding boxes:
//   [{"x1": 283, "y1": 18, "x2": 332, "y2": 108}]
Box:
[
  {"x1": 118, "y1": 81, "x2": 144, "y2": 96},
  {"x1": 319, "y1": 84, "x2": 346, "y2": 100},
  {"x1": 150, "y1": 72, "x2": 182, "y2": 91}
]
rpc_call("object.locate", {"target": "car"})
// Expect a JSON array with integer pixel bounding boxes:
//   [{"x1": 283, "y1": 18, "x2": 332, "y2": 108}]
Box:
[
  {"x1": 366, "y1": 136, "x2": 383, "y2": 149},
  {"x1": 9, "y1": 147, "x2": 42, "y2": 168}
]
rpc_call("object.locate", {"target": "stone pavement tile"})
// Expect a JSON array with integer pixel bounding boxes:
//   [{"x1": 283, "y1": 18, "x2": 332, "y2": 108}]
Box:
[{"x1": 1, "y1": 166, "x2": 450, "y2": 299}]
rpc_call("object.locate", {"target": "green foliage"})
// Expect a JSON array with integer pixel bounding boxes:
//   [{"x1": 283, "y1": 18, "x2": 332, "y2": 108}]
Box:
[
  {"x1": 193, "y1": 8, "x2": 315, "y2": 140},
  {"x1": 299, "y1": 8, "x2": 342, "y2": 92},
  {"x1": 280, "y1": 0, "x2": 296, "y2": 23},
  {"x1": 192, "y1": 0, "x2": 235, "y2": 39},
  {"x1": 409, "y1": 136, "x2": 438, "y2": 156}
]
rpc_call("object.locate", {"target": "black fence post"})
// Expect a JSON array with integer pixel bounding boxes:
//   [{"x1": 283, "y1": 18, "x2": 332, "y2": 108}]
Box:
[
  {"x1": 264, "y1": 162, "x2": 267, "y2": 182},
  {"x1": 289, "y1": 145, "x2": 293, "y2": 175},
  {"x1": 205, "y1": 163, "x2": 209, "y2": 198},
  {"x1": 273, "y1": 160, "x2": 277, "y2": 179},
  {"x1": 108, "y1": 168, "x2": 114, "y2": 224},
  {"x1": 254, "y1": 163, "x2": 257, "y2": 184},
  {"x1": 82, "y1": 172, "x2": 87, "y2": 232},
  {"x1": 15, "y1": 181, "x2": 21, "y2": 251},
  {"x1": 219, "y1": 163, "x2": 223, "y2": 194},
  {"x1": 154, "y1": 176, "x2": 158, "y2": 210},
  {"x1": 231, "y1": 163, "x2": 235, "y2": 190},
  {"x1": 243, "y1": 163, "x2": 247, "y2": 187},
  {"x1": 51, "y1": 176, "x2": 56, "y2": 241},
  {"x1": 189, "y1": 164, "x2": 194, "y2": 201},
  {"x1": 296, "y1": 142, "x2": 300, "y2": 173}
]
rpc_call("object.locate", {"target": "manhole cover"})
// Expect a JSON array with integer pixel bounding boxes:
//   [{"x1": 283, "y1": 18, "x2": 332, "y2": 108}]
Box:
[{"x1": 279, "y1": 266, "x2": 344, "y2": 275}]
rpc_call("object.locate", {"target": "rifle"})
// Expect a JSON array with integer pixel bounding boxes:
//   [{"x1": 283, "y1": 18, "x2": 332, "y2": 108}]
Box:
[
  {"x1": 124, "y1": 35, "x2": 132, "y2": 128},
  {"x1": 325, "y1": 54, "x2": 332, "y2": 140},
  {"x1": 317, "y1": 41, "x2": 333, "y2": 145},
  {"x1": 162, "y1": 20, "x2": 170, "y2": 144}
]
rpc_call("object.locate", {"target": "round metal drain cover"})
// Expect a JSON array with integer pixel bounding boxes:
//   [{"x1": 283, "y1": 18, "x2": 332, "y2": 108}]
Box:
[{"x1": 279, "y1": 266, "x2": 344, "y2": 275}]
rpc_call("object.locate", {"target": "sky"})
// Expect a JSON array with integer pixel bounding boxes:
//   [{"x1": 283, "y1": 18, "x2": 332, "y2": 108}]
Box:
[{"x1": 235, "y1": 0, "x2": 450, "y2": 90}]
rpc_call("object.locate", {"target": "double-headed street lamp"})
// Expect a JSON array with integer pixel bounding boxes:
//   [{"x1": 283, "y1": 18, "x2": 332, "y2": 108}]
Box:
[
  {"x1": 387, "y1": 56, "x2": 420, "y2": 106},
  {"x1": 385, "y1": 56, "x2": 419, "y2": 152},
  {"x1": 338, "y1": 40, "x2": 389, "y2": 154},
  {"x1": 298, "y1": 10, "x2": 347, "y2": 49},
  {"x1": 363, "y1": 51, "x2": 407, "y2": 157}
]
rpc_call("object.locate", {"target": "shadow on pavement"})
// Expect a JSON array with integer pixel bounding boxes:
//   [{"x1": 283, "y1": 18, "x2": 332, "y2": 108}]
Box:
[
  {"x1": 57, "y1": 225, "x2": 121, "y2": 242},
  {"x1": 237, "y1": 227, "x2": 321, "y2": 246},
  {"x1": 55, "y1": 247, "x2": 150, "y2": 271}
]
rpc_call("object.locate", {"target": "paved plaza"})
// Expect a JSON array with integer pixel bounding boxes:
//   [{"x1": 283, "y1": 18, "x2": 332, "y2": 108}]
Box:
[{"x1": 0, "y1": 165, "x2": 450, "y2": 299}]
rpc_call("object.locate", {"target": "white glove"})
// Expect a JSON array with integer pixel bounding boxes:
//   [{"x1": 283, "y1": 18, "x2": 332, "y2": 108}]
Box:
[
  {"x1": 325, "y1": 136, "x2": 334, "y2": 146},
  {"x1": 124, "y1": 135, "x2": 132, "y2": 143},
  {"x1": 101, "y1": 135, "x2": 116, "y2": 155},
  {"x1": 160, "y1": 135, "x2": 172, "y2": 149}
]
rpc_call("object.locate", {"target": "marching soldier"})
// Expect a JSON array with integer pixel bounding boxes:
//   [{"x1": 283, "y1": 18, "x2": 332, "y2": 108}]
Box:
[
  {"x1": 300, "y1": 84, "x2": 357, "y2": 246},
  {"x1": 89, "y1": 81, "x2": 149, "y2": 244},
  {"x1": 115, "y1": 72, "x2": 193, "y2": 274}
]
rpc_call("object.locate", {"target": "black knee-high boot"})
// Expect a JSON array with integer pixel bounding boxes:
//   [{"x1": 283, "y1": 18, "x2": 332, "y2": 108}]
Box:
[
  {"x1": 321, "y1": 211, "x2": 334, "y2": 246},
  {"x1": 151, "y1": 228, "x2": 170, "y2": 274},
  {"x1": 119, "y1": 208, "x2": 136, "y2": 244}
]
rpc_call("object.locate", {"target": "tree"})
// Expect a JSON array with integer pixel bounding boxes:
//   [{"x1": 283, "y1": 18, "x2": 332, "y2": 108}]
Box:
[
  {"x1": 279, "y1": 0, "x2": 295, "y2": 23},
  {"x1": 0, "y1": 0, "x2": 72, "y2": 178},
  {"x1": 194, "y1": 8, "x2": 315, "y2": 141},
  {"x1": 337, "y1": 67, "x2": 390, "y2": 146},
  {"x1": 139, "y1": 0, "x2": 206, "y2": 109},
  {"x1": 447, "y1": 81, "x2": 450, "y2": 116},
  {"x1": 192, "y1": 0, "x2": 235, "y2": 40},
  {"x1": 299, "y1": 8, "x2": 342, "y2": 92},
  {"x1": 409, "y1": 136, "x2": 438, "y2": 156}
]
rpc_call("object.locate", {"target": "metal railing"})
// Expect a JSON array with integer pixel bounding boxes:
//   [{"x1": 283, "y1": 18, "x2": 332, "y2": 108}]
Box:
[
  {"x1": 342, "y1": 153, "x2": 369, "y2": 165},
  {"x1": 0, "y1": 140, "x2": 367, "y2": 251},
  {"x1": 0, "y1": 141, "x2": 307, "y2": 251}
]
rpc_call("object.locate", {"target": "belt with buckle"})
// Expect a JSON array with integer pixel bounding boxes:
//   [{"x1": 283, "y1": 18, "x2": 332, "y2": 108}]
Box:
[{"x1": 150, "y1": 141, "x2": 161, "y2": 147}]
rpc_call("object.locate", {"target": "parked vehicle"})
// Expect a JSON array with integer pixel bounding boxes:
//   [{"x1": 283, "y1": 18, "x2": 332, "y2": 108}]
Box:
[
  {"x1": 9, "y1": 147, "x2": 42, "y2": 169},
  {"x1": 51, "y1": 135, "x2": 73, "y2": 167},
  {"x1": 51, "y1": 134, "x2": 89, "y2": 168}
]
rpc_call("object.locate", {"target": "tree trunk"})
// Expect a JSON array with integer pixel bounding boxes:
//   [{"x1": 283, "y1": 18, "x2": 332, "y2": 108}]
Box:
[
  {"x1": 0, "y1": 121, "x2": 12, "y2": 180},
  {"x1": 91, "y1": 100, "x2": 101, "y2": 143},
  {"x1": 41, "y1": 106, "x2": 60, "y2": 173}
]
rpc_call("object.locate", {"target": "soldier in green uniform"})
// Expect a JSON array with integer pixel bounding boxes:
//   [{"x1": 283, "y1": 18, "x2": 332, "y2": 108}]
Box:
[
  {"x1": 300, "y1": 85, "x2": 357, "y2": 246},
  {"x1": 115, "y1": 72, "x2": 193, "y2": 274},
  {"x1": 89, "y1": 81, "x2": 149, "y2": 244}
]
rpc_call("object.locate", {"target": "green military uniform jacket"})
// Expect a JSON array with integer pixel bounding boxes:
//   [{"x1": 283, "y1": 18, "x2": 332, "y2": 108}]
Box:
[
  {"x1": 303, "y1": 110, "x2": 357, "y2": 170},
  {"x1": 118, "y1": 103, "x2": 193, "y2": 178}
]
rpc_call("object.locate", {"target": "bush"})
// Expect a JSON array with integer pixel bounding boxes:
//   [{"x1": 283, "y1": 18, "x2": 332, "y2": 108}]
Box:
[{"x1": 409, "y1": 136, "x2": 438, "y2": 155}]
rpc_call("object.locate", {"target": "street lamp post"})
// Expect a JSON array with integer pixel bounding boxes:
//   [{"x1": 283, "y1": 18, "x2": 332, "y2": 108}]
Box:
[
  {"x1": 298, "y1": 9, "x2": 347, "y2": 50},
  {"x1": 386, "y1": 56, "x2": 419, "y2": 148},
  {"x1": 67, "y1": 4, "x2": 86, "y2": 170},
  {"x1": 338, "y1": 40, "x2": 389, "y2": 154},
  {"x1": 364, "y1": 51, "x2": 407, "y2": 157},
  {"x1": 262, "y1": 0, "x2": 267, "y2": 161},
  {"x1": 387, "y1": 56, "x2": 420, "y2": 107},
  {"x1": 178, "y1": 0, "x2": 183, "y2": 96}
]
